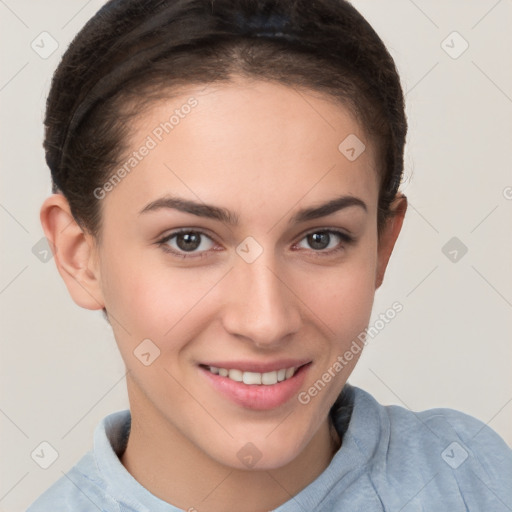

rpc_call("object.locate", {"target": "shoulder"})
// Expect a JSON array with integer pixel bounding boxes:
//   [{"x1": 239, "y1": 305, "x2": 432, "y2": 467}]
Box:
[
  {"x1": 25, "y1": 408, "x2": 132, "y2": 512},
  {"x1": 26, "y1": 450, "x2": 118, "y2": 511},
  {"x1": 347, "y1": 386, "x2": 512, "y2": 509},
  {"x1": 385, "y1": 400, "x2": 512, "y2": 465}
]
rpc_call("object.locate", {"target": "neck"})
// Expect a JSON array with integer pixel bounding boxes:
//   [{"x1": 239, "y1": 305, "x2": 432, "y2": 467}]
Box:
[{"x1": 120, "y1": 385, "x2": 339, "y2": 512}]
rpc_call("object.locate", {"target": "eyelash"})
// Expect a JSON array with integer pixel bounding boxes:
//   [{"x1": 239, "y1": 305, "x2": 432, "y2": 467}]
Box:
[{"x1": 156, "y1": 228, "x2": 355, "y2": 260}]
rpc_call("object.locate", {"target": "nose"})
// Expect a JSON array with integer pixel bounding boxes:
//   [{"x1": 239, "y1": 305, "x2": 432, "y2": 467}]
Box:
[{"x1": 221, "y1": 253, "x2": 302, "y2": 349}]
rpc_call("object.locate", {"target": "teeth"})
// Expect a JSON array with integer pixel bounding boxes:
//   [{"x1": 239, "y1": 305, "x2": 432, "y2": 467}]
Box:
[
  {"x1": 208, "y1": 365, "x2": 298, "y2": 385},
  {"x1": 243, "y1": 371, "x2": 261, "y2": 385},
  {"x1": 261, "y1": 371, "x2": 278, "y2": 385},
  {"x1": 228, "y1": 369, "x2": 243, "y2": 382}
]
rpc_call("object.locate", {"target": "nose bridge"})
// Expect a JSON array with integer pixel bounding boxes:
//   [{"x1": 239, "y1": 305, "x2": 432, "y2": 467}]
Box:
[{"x1": 222, "y1": 249, "x2": 301, "y2": 346}]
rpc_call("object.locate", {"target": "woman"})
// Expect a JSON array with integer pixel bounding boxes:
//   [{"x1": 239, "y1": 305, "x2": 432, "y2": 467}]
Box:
[{"x1": 27, "y1": 0, "x2": 512, "y2": 510}]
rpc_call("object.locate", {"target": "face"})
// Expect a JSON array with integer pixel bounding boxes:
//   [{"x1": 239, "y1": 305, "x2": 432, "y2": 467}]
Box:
[{"x1": 88, "y1": 77, "x2": 385, "y2": 469}]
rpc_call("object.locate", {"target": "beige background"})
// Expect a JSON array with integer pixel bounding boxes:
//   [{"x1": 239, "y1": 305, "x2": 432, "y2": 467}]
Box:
[{"x1": 1, "y1": 1, "x2": 511, "y2": 510}]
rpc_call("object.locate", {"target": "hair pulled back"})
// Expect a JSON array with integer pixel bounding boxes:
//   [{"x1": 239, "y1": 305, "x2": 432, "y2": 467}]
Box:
[{"x1": 44, "y1": 0, "x2": 407, "y2": 237}]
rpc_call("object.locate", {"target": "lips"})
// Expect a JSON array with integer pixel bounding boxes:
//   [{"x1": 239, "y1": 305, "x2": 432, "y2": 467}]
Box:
[
  {"x1": 200, "y1": 359, "x2": 311, "y2": 373},
  {"x1": 202, "y1": 365, "x2": 298, "y2": 385},
  {"x1": 199, "y1": 360, "x2": 311, "y2": 410}
]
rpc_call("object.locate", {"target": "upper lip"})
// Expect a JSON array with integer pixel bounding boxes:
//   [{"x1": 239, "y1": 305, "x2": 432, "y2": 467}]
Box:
[{"x1": 199, "y1": 359, "x2": 311, "y2": 373}]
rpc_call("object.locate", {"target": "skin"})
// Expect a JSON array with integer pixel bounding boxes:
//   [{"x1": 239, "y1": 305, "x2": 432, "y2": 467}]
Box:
[{"x1": 41, "y1": 77, "x2": 406, "y2": 512}]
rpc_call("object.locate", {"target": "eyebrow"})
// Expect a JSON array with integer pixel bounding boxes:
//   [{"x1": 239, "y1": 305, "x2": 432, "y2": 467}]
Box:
[{"x1": 138, "y1": 194, "x2": 367, "y2": 225}]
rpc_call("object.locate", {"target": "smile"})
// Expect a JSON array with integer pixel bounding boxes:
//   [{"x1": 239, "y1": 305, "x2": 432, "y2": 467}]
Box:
[
  {"x1": 199, "y1": 361, "x2": 311, "y2": 410},
  {"x1": 205, "y1": 365, "x2": 297, "y2": 385}
]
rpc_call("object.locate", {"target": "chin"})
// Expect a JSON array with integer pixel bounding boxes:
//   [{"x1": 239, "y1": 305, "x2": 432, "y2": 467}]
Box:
[{"x1": 208, "y1": 426, "x2": 315, "y2": 472}]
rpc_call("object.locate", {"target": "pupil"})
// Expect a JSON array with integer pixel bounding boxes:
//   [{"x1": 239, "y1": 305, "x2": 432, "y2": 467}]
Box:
[
  {"x1": 308, "y1": 232, "x2": 330, "y2": 250},
  {"x1": 177, "y1": 232, "x2": 200, "y2": 251}
]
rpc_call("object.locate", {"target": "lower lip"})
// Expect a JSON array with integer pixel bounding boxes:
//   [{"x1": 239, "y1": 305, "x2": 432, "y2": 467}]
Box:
[{"x1": 200, "y1": 364, "x2": 311, "y2": 411}]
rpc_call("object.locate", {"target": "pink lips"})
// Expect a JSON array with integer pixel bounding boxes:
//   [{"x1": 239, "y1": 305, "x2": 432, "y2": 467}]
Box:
[
  {"x1": 199, "y1": 360, "x2": 311, "y2": 411},
  {"x1": 200, "y1": 359, "x2": 311, "y2": 373}
]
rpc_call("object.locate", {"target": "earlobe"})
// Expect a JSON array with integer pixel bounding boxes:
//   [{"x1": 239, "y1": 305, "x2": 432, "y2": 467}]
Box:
[
  {"x1": 40, "y1": 194, "x2": 105, "y2": 310},
  {"x1": 375, "y1": 194, "x2": 407, "y2": 289}
]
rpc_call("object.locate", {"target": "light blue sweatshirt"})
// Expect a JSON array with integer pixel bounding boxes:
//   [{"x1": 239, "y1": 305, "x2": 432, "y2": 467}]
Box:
[{"x1": 26, "y1": 384, "x2": 512, "y2": 511}]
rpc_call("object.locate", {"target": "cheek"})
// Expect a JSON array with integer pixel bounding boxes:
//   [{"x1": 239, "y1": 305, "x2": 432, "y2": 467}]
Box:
[
  {"x1": 294, "y1": 249, "x2": 378, "y2": 410},
  {"x1": 100, "y1": 227, "x2": 378, "y2": 349},
  {"x1": 297, "y1": 242, "x2": 378, "y2": 336},
  {"x1": 99, "y1": 247, "x2": 225, "y2": 346}
]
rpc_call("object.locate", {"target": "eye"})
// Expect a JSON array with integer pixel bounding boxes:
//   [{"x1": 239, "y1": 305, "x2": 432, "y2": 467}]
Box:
[
  {"x1": 158, "y1": 230, "x2": 216, "y2": 258},
  {"x1": 157, "y1": 228, "x2": 354, "y2": 260},
  {"x1": 295, "y1": 229, "x2": 354, "y2": 254}
]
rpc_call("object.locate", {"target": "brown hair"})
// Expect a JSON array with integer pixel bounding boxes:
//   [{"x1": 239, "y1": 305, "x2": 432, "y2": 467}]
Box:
[{"x1": 44, "y1": 0, "x2": 407, "y2": 238}]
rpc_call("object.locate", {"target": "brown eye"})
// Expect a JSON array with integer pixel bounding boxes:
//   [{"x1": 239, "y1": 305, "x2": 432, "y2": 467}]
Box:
[
  {"x1": 176, "y1": 232, "x2": 202, "y2": 251},
  {"x1": 298, "y1": 231, "x2": 343, "y2": 251},
  {"x1": 294, "y1": 229, "x2": 355, "y2": 257},
  {"x1": 160, "y1": 230, "x2": 215, "y2": 255},
  {"x1": 307, "y1": 232, "x2": 332, "y2": 250}
]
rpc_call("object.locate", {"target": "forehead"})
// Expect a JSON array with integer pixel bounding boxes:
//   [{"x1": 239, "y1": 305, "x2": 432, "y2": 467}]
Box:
[{"x1": 103, "y1": 78, "x2": 379, "y2": 223}]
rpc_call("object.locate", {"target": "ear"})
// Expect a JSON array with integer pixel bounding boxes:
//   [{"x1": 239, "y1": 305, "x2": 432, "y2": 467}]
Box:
[
  {"x1": 40, "y1": 194, "x2": 105, "y2": 310},
  {"x1": 375, "y1": 194, "x2": 407, "y2": 289}
]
